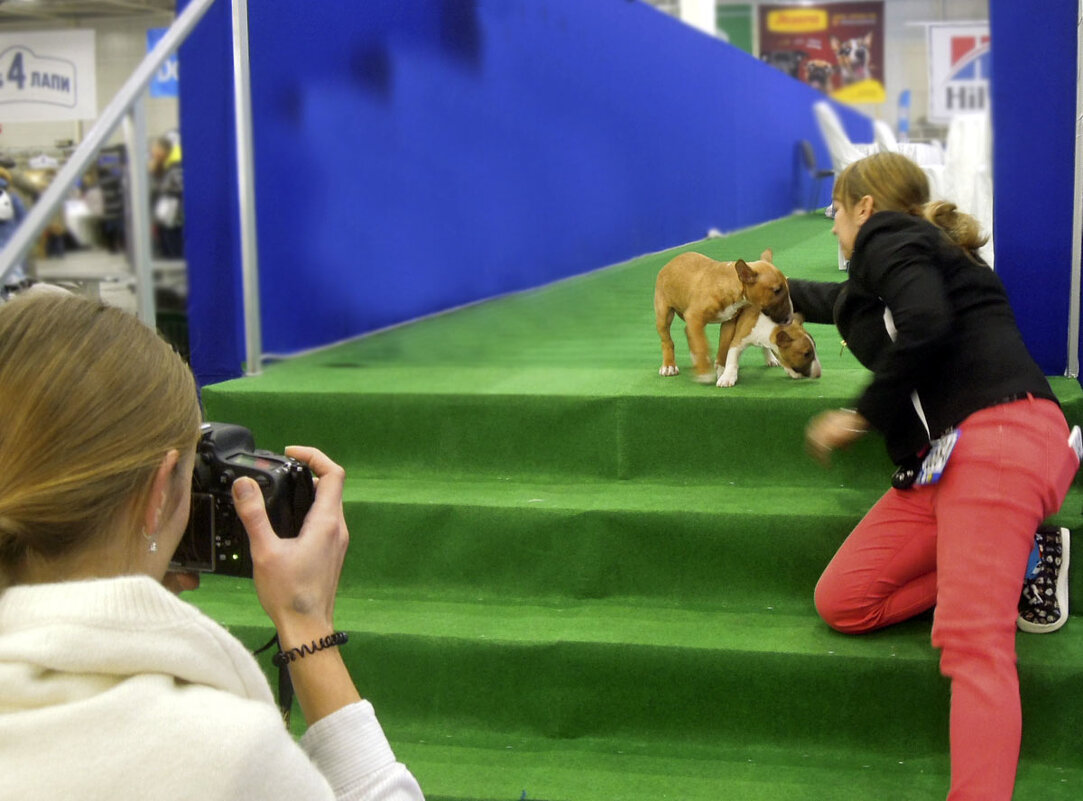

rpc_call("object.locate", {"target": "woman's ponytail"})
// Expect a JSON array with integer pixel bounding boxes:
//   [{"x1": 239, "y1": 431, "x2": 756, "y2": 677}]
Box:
[{"x1": 921, "y1": 200, "x2": 989, "y2": 254}]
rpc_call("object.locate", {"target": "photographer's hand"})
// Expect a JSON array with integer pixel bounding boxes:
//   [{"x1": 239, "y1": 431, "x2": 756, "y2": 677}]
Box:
[{"x1": 233, "y1": 446, "x2": 361, "y2": 723}]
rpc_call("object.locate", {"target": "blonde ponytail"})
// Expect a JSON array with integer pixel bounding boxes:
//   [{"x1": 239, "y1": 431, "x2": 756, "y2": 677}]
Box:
[
  {"x1": 921, "y1": 200, "x2": 989, "y2": 254},
  {"x1": 0, "y1": 294, "x2": 200, "y2": 586}
]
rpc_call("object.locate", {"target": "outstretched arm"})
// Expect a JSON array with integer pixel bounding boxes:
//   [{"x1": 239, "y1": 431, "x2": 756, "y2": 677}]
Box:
[{"x1": 787, "y1": 278, "x2": 845, "y2": 326}]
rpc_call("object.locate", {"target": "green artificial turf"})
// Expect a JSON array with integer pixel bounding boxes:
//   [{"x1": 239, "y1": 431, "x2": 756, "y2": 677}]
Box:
[{"x1": 195, "y1": 212, "x2": 1083, "y2": 800}]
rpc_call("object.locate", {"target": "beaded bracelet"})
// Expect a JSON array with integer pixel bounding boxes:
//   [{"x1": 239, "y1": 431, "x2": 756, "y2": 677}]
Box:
[{"x1": 272, "y1": 631, "x2": 349, "y2": 667}]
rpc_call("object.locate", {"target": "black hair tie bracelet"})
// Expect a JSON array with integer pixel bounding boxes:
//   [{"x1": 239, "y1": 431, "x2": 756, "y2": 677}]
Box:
[{"x1": 272, "y1": 631, "x2": 349, "y2": 667}]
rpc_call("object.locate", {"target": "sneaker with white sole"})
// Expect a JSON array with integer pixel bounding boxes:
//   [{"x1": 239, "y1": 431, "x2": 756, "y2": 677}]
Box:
[{"x1": 1018, "y1": 526, "x2": 1070, "y2": 633}]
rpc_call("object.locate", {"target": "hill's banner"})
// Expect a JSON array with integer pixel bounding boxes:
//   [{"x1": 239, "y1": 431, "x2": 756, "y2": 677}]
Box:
[
  {"x1": 759, "y1": 2, "x2": 885, "y2": 104},
  {"x1": 927, "y1": 23, "x2": 990, "y2": 123},
  {"x1": 0, "y1": 30, "x2": 97, "y2": 122}
]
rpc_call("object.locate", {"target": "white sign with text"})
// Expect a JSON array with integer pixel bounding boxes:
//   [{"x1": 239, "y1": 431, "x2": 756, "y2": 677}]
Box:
[
  {"x1": 0, "y1": 30, "x2": 97, "y2": 122},
  {"x1": 928, "y1": 24, "x2": 990, "y2": 124}
]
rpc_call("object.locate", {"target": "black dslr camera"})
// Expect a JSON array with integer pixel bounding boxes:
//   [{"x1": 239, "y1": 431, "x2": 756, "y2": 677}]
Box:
[{"x1": 170, "y1": 423, "x2": 315, "y2": 578}]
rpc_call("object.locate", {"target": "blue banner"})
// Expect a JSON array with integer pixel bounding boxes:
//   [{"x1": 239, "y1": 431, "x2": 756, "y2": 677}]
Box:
[{"x1": 147, "y1": 27, "x2": 178, "y2": 98}]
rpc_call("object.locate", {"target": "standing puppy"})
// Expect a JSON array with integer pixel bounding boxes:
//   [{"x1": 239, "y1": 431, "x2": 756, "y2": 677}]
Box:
[
  {"x1": 715, "y1": 305, "x2": 821, "y2": 387},
  {"x1": 654, "y1": 249, "x2": 793, "y2": 383}
]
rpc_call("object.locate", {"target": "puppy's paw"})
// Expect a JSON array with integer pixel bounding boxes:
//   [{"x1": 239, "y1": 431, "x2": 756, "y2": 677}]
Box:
[
  {"x1": 659, "y1": 365, "x2": 680, "y2": 377},
  {"x1": 716, "y1": 370, "x2": 738, "y2": 388},
  {"x1": 693, "y1": 371, "x2": 717, "y2": 385},
  {"x1": 764, "y1": 350, "x2": 782, "y2": 368}
]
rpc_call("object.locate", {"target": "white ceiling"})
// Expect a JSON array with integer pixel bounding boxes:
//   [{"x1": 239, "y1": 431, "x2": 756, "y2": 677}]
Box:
[{"x1": 0, "y1": 0, "x2": 175, "y2": 23}]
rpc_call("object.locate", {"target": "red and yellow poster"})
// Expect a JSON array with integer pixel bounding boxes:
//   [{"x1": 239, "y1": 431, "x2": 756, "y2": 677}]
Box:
[{"x1": 758, "y1": 2, "x2": 885, "y2": 104}]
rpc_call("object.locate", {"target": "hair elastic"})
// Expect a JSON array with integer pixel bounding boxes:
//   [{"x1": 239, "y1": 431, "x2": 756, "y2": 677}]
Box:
[{"x1": 271, "y1": 631, "x2": 349, "y2": 667}]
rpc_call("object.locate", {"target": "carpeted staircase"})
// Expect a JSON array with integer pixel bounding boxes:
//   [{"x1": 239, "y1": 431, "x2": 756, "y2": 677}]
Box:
[{"x1": 195, "y1": 214, "x2": 1083, "y2": 800}]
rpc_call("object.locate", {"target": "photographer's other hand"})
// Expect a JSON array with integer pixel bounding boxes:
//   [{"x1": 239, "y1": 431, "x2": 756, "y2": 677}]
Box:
[
  {"x1": 233, "y1": 447, "x2": 361, "y2": 723},
  {"x1": 805, "y1": 408, "x2": 869, "y2": 466}
]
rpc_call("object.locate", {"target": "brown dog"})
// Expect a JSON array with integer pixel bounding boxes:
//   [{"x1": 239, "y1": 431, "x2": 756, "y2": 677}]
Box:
[
  {"x1": 654, "y1": 249, "x2": 793, "y2": 383},
  {"x1": 715, "y1": 306, "x2": 821, "y2": 387}
]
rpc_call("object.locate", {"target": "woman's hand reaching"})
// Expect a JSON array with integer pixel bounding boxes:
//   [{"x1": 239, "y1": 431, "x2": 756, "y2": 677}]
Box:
[{"x1": 806, "y1": 408, "x2": 870, "y2": 466}]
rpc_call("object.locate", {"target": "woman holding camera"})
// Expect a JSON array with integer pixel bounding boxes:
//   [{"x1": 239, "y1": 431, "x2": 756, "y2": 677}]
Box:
[
  {"x1": 794, "y1": 152, "x2": 1078, "y2": 801},
  {"x1": 0, "y1": 292, "x2": 424, "y2": 800}
]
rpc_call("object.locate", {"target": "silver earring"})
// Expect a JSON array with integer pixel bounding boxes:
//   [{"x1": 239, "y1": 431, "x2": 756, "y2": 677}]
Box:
[{"x1": 142, "y1": 528, "x2": 158, "y2": 553}]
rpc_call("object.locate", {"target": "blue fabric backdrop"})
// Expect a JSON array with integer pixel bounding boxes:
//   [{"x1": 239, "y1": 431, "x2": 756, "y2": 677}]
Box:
[
  {"x1": 179, "y1": 0, "x2": 870, "y2": 385},
  {"x1": 989, "y1": 0, "x2": 1079, "y2": 375}
]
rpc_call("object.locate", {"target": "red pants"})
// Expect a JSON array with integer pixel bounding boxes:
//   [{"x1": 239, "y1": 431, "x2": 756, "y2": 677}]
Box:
[{"x1": 814, "y1": 397, "x2": 1078, "y2": 801}]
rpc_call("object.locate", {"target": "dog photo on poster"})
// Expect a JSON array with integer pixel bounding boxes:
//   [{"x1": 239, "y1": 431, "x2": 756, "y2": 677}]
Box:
[{"x1": 758, "y1": 2, "x2": 885, "y2": 104}]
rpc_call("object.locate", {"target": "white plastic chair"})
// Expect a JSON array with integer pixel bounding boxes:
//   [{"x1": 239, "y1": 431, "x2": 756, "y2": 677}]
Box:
[
  {"x1": 942, "y1": 112, "x2": 994, "y2": 266},
  {"x1": 873, "y1": 119, "x2": 899, "y2": 152},
  {"x1": 877, "y1": 119, "x2": 945, "y2": 167},
  {"x1": 874, "y1": 118, "x2": 946, "y2": 199},
  {"x1": 813, "y1": 101, "x2": 876, "y2": 174},
  {"x1": 813, "y1": 102, "x2": 878, "y2": 270}
]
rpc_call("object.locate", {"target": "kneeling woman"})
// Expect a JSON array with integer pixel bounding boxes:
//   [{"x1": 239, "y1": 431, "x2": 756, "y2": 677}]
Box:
[{"x1": 793, "y1": 152, "x2": 1078, "y2": 801}]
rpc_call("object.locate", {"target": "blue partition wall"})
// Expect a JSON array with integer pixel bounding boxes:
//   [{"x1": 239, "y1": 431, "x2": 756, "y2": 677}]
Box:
[
  {"x1": 989, "y1": 0, "x2": 1079, "y2": 375},
  {"x1": 179, "y1": 0, "x2": 869, "y2": 384}
]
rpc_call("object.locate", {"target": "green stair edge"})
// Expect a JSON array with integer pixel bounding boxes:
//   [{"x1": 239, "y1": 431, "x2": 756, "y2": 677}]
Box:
[{"x1": 390, "y1": 732, "x2": 1083, "y2": 801}]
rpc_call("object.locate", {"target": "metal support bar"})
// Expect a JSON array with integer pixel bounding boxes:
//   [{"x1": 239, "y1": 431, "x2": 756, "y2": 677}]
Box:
[
  {"x1": 123, "y1": 96, "x2": 156, "y2": 328},
  {"x1": 1068, "y1": 0, "x2": 1083, "y2": 377},
  {"x1": 0, "y1": 0, "x2": 217, "y2": 289},
  {"x1": 232, "y1": 0, "x2": 263, "y2": 376}
]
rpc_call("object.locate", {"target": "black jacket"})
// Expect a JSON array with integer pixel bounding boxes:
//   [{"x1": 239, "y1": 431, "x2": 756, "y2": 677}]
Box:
[{"x1": 790, "y1": 211, "x2": 1056, "y2": 464}]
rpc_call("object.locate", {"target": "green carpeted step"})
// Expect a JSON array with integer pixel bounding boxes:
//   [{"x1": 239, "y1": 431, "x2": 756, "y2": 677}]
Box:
[
  {"x1": 201, "y1": 364, "x2": 894, "y2": 486},
  {"x1": 191, "y1": 578, "x2": 1083, "y2": 765},
  {"x1": 338, "y1": 477, "x2": 875, "y2": 609},
  {"x1": 336, "y1": 477, "x2": 1083, "y2": 611},
  {"x1": 387, "y1": 731, "x2": 1083, "y2": 801},
  {"x1": 338, "y1": 476, "x2": 1083, "y2": 608},
  {"x1": 202, "y1": 367, "x2": 1083, "y2": 487}
]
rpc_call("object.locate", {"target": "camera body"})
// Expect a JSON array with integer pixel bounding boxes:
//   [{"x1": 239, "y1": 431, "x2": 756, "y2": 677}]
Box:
[{"x1": 171, "y1": 422, "x2": 314, "y2": 578}]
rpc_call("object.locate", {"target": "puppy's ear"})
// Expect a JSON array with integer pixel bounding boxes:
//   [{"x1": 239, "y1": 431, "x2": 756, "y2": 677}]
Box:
[
  {"x1": 792, "y1": 312, "x2": 805, "y2": 326},
  {"x1": 735, "y1": 259, "x2": 757, "y2": 285},
  {"x1": 775, "y1": 329, "x2": 794, "y2": 347},
  {"x1": 830, "y1": 36, "x2": 840, "y2": 49},
  {"x1": 760, "y1": 248, "x2": 773, "y2": 263},
  {"x1": 862, "y1": 32, "x2": 872, "y2": 46}
]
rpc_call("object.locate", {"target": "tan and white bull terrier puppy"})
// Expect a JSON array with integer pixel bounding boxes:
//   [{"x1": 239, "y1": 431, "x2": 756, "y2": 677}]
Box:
[
  {"x1": 714, "y1": 305, "x2": 822, "y2": 387},
  {"x1": 654, "y1": 249, "x2": 793, "y2": 383}
]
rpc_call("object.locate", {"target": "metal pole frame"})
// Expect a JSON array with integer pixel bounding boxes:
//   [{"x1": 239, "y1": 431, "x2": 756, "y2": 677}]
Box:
[
  {"x1": 1068, "y1": 0, "x2": 1083, "y2": 378},
  {"x1": 232, "y1": 0, "x2": 263, "y2": 376},
  {"x1": 123, "y1": 97, "x2": 156, "y2": 327}
]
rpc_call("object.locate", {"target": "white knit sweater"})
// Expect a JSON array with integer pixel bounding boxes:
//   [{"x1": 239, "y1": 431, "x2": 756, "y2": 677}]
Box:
[{"x1": 0, "y1": 575, "x2": 424, "y2": 801}]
